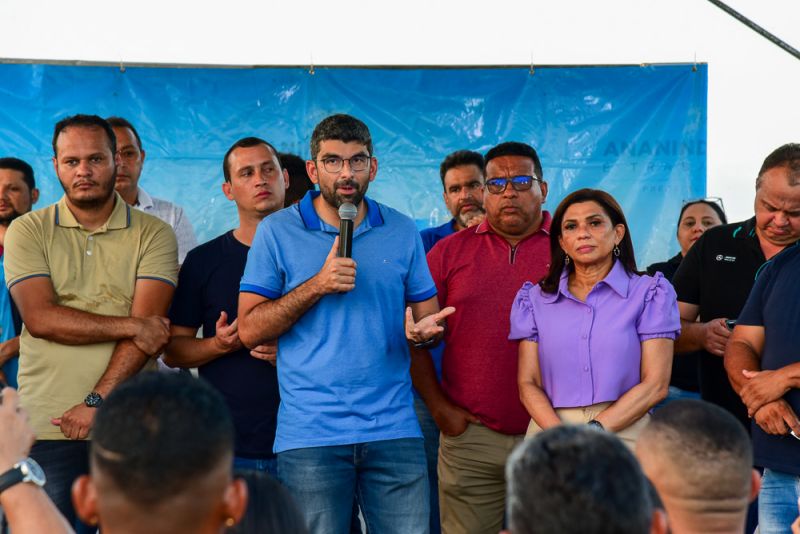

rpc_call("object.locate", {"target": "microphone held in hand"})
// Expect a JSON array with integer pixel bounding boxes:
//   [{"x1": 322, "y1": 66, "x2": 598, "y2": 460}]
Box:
[{"x1": 338, "y1": 202, "x2": 358, "y2": 258}]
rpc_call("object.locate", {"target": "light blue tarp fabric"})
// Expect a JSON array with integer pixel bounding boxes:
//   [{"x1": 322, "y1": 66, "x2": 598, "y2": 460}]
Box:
[{"x1": 0, "y1": 63, "x2": 706, "y2": 266}]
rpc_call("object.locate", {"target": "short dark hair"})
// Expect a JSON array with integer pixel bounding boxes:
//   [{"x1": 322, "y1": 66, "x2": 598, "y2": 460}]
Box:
[
  {"x1": 279, "y1": 152, "x2": 315, "y2": 206},
  {"x1": 222, "y1": 137, "x2": 280, "y2": 183},
  {"x1": 230, "y1": 471, "x2": 309, "y2": 534},
  {"x1": 106, "y1": 116, "x2": 143, "y2": 151},
  {"x1": 641, "y1": 399, "x2": 753, "y2": 502},
  {"x1": 756, "y1": 143, "x2": 800, "y2": 189},
  {"x1": 677, "y1": 199, "x2": 727, "y2": 230},
  {"x1": 52, "y1": 114, "x2": 116, "y2": 157},
  {"x1": 0, "y1": 157, "x2": 36, "y2": 190},
  {"x1": 506, "y1": 425, "x2": 653, "y2": 534},
  {"x1": 541, "y1": 188, "x2": 639, "y2": 294},
  {"x1": 484, "y1": 142, "x2": 543, "y2": 180},
  {"x1": 439, "y1": 150, "x2": 484, "y2": 188},
  {"x1": 91, "y1": 372, "x2": 235, "y2": 506},
  {"x1": 309, "y1": 114, "x2": 372, "y2": 160}
]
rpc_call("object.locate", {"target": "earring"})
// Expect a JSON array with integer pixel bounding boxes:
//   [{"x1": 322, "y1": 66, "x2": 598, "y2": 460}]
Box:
[
  {"x1": 613, "y1": 245, "x2": 620, "y2": 257},
  {"x1": 225, "y1": 517, "x2": 236, "y2": 527},
  {"x1": 564, "y1": 255, "x2": 570, "y2": 265}
]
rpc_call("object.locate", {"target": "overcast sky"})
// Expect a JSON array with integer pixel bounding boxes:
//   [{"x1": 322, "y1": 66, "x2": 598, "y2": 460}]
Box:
[{"x1": 1, "y1": 0, "x2": 798, "y2": 221}]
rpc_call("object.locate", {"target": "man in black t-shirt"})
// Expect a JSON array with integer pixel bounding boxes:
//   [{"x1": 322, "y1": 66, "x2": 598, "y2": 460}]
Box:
[
  {"x1": 164, "y1": 137, "x2": 289, "y2": 473},
  {"x1": 672, "y1": 144, "x2": 800, "y2": 429}
]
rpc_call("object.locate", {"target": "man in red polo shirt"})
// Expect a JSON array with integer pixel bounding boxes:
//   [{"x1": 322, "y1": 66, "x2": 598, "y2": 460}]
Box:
[{"x1": 411, "y1": 141, "x2": 552, "y2": 534}]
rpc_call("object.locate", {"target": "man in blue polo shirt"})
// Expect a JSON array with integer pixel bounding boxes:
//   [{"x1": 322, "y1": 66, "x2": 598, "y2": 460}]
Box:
[
  {"x1": 420, "y1": 150, "x2": 485, "y2": 253},
  {"x1": 726, "y1": 235, "x2": 800, "y2": 533},
  {"x1": 238, "y1": 114, "x2": 452, "y2": 534},
  {"x1": 164, "y1": 137, "x2": 287, "y2": 475}
]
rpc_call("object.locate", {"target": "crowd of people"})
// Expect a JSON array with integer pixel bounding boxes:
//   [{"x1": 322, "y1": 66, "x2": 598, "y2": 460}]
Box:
[{"x1": 0, "y1": 112, "x2": 798, "y2": 534}]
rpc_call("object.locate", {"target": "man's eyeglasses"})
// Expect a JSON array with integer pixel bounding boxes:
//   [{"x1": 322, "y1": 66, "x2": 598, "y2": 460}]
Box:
[
  {"x1": 485, "y1": 175, "x2": 540, "y2": 194},
  {"x1": 318, "y1": 155, "x2": 371, "y2": 173}
]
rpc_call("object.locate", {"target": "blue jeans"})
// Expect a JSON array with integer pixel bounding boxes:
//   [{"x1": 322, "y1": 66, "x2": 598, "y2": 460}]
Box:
[
  {"x1": 759, "y1": 468, "x2": 800, "y2": 534},
  {"x1": 29, "y1": 440, "x2": 96, "y2": 534},
  {"x1": 233, "y1": 455, "x2": 278, "y2": 477},
  {"x1": 414, "y1": 397, "x2": 441, "y2": 534},
  {"x1": 278, "y1": 438, "x2": 429, "y2": 534}
]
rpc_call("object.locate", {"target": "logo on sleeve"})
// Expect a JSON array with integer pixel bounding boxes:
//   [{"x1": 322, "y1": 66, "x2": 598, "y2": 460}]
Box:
[{"x1": 715, "y1": 254, "x2": 736, "y2": 262}]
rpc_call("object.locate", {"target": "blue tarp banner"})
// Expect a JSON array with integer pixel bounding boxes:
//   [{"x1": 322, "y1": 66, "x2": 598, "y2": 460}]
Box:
[{"x1": 0, "y1": 63, "x2": 706, "y2": 266}]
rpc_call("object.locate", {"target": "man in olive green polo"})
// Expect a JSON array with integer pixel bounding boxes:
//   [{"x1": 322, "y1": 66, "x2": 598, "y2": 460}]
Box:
[{"x1": 4, "y1": 114, "x2": 178, "y2": 532}]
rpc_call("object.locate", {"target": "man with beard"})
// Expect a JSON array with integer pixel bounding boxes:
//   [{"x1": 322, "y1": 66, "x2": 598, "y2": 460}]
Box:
[
  {"x1": 417, "y1": 149, "x2": 485, "y2": 534},
  {"x1": 4, "y1": 114, "x2": 178, "y2": 532},
  {"x1": 412, "y1": 142, "x2": 551, "y2": 534},
  {"x1": 106, "y1": 116, "x2": 197, "y2": 264},
  {"x1": 420, "y1": 150, "x2": 486, "y2": 253},
  {"x1": 0, "y1": 158, "x2": 38, "y2": 389},
  {"x1": 165, "y1": 137, "x2": 288, "y2": 475},
  {"x1": 238, "y1": 114, "x2": 452, "y2": 534}
]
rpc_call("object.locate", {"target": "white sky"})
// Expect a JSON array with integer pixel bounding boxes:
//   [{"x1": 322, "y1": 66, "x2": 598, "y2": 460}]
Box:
[{"x1": 1, "y1": 0, "x2": 799, "y2": 222}]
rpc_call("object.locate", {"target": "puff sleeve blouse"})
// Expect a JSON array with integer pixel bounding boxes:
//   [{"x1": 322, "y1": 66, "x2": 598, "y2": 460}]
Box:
[{"x1": 509, "y1": 260, "x2": 680, "y2": 408}]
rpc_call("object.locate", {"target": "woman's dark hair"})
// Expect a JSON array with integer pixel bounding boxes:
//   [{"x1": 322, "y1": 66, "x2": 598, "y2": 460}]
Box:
[
  {"x1": 676, "y1": 199, "x2": 727, "y2": 233},
  {"x1": 540, "y1": 188, "x2": 639, "y2": 294}
]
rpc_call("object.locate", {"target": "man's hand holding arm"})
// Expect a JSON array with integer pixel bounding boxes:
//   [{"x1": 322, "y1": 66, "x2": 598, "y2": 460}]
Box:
[
  {"x1": 239, "y1": 236, "x2": 355, "y2": 348},
  {"x1": 53, "y1": 278, "x2": 174, "y2": 440},
  {"x1": 164, "y1": 311, "x2": 242, "y2": 368},
  {"x1": 10, "y1": 277, "x2": 169, "y2": 347}
]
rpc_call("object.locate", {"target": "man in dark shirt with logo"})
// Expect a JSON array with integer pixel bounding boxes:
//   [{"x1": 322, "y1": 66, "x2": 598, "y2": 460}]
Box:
[
  {"x1": 725, "y1": 237, "x2": 800, "y2": 533},
  {"x1": 672, "y1": 144, "x2": 800, "y2": 429},
  {"x1": 165, "y1": 137, "x2": 288, "y2": 473}
]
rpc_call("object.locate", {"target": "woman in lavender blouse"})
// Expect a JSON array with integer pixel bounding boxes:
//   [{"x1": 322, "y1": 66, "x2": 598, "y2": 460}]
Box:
[{"x1": 510, "y1": 189, "x2": 680, "y2": 447}]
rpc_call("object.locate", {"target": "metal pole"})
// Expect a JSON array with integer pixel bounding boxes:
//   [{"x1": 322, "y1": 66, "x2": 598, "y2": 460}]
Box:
[{"x1": 706, "y1": 0, "x2": 800, "y2": 61}]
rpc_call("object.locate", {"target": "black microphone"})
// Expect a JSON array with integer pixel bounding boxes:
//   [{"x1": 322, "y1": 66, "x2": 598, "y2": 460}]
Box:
[{"x1": 338, "y1": 202, "x2": 357, "y2": 258}]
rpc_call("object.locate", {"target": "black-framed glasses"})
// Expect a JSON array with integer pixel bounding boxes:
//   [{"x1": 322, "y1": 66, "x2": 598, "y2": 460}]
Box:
[
  {"x1": 318, "y1": 155, "x2": 371, "y2": 173},
  {"x1": 485, "y1": 175, "x2": 539, "y2": 194}
]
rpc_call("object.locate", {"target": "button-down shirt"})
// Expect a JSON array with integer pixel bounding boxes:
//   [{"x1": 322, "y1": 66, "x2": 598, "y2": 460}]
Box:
[
  {"x1": 509, "y1": 260, "x2": 680, "y2": 408},
  {"x1": 135, "y1": 188, "x2": 197, "y2": 264}
]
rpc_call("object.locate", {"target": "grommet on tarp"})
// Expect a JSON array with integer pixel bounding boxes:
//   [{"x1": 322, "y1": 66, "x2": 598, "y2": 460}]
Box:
[
  {"x1": 309, "y1": 54, "x2": 315, "y2": 76},
  {"x1": 119, "y1": 60, "x2": 126, "y2": 73},
  {"x1": 529, "y1": 51, "x2": 535, "y2": 76},
  {"x1": 692, "y1": 53, "x2": 698, "y2": 72}
]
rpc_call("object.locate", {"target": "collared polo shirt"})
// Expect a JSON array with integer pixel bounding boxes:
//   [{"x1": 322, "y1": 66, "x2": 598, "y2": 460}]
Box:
[
  {"x1": 4, "y1": 193, "x2": 178, "y2": 439},
  {"x1": 240, "y1": 191, "x2": 437, "y2": 453},
  {"x1": 509, "y1": 261, "x2": 680, "y2": 408},
  {"x1": 672, "y1": 217, "x2": 768, "y2": 428},
  {"x1": 420, "y1": 219, "x2": 456, "y2": 253},
  {"x1": 738, "y1": 243, "x2": 800, "y2": 476},
  {"x1": 135, "y1": 187, "x2": 197, "y2": 264},
  {"x1": 426, "y1": 214, "x2": 552, "y2": 435}
]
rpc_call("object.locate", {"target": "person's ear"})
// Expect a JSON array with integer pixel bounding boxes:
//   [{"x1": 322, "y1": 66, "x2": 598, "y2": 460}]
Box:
[
  {"x1": 749, "y1": 468, "x2": 761, "y2": 502},
  {"x1": 31, "y1": 188, "x2": 40, "y2": 205},
  {"x1": 222, "y1": 477, "x2": 249, "y2": 526},
  {"x1": 222, "y1": 180, "x2": 234, "y2": 201},
  {"x1": 72, "y1": 475, "x2": 99, "y2": 526},
  {"x1": 306, "y1": 160, "x2": 319, "y2": 185},
  {"x1": 283, "y1": 168, "x2": 290, "y2": 190},
  {"x1": 650, "y1": 507, "x2": 669, "y2": 534}
]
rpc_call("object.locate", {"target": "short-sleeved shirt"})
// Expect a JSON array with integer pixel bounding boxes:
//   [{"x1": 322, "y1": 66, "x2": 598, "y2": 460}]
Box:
[
  {"x1": 0, "y1": 253, "x2": 22, "y2": 388},
  {"x1": 427, "y1": 214, "x2": 551, "y2": 435},
  {"x1": 737, "y1": 243, "x2": 800, "y2": 476},
  {"x1": 420, "y1": 219, "x2": 456, "y2": 253},
  {"x1": 509, "y1": 261, "x2": 680, "y2": 408},
  {"x1": 135, "y1": 187, "x2": 197, "y2": 264},
  {"x1": 671, "y1": 217, "x2": 767, "y2": 428},
  {"x1": 647, "y1": 253, "x2": 699, "y2": 392},
  {"x1": 240, "y1": 191, "x2": 437, "y2": 453},
  {"x1": 4, "y1": 194, "x2": 178, "y2": 439},
  {"x1": 169, "y1": 230, "x2": 279, "y2": 459}
]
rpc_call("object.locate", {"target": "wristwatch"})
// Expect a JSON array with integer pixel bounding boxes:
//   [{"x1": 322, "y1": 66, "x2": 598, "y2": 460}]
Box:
[
  {"x1": 84, "y1": 391, "x2": 104, "y2": 408},
  {"x1": 413, "y1": 337, "x2": 440, "y2": 350},
  {"x1": 0, "y1": 458, "x2": 46, "y2": 494}
]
